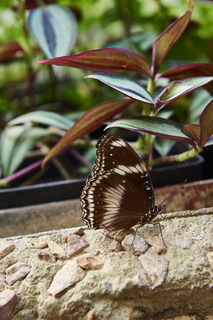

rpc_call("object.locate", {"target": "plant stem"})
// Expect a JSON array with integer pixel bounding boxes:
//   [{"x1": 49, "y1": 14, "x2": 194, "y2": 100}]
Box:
[
  {"x1": 0, "y1": 160, "x2": 43, "y2": 188},
  {"x1": 148, "y1": 146, "x2": 202, "y2": 167}
]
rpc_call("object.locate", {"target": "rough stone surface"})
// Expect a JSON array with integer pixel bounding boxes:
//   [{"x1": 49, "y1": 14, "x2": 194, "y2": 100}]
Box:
[
  {"x1": 0, "y1": 241, "x2": 15, "y2": 259},
  {"x1": 0, "y1": 289, "x2": 19, "y2": 320},
  {"x1": 0, "y1": 207, "x2": 212, "y2": 319},
  {"x1": 47, "y1": 259, "x2": 86, "y2": 297}
]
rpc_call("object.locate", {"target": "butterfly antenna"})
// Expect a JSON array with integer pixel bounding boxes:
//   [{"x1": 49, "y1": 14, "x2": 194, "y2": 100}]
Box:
[{"x1": 159, "y1": 179, "x2": 187, "y2": 207}]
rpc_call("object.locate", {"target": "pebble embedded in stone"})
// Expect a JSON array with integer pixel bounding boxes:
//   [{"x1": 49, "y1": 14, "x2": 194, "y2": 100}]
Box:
[
  {"x1": 164, "y1": 232, "x2": 193, "y2": 249},
  {"x1": 77, "y1": 253, "x2": 104, "y2": 270},
  {"x1": 5, "y1": 262, "x2": 30, "y2": 286},
  {"x1": 38, "y1": 252, "x2": 57, "y2": 262},
  {"x1": 67, "y1": 233, "x2": 89, "y2": 258},
  {"x1": 31, "y1": 239, "x2": 48, "y2": 249},
  {"x1": 47, "y1": 259, "x2": 86, "y2": 297},
  {"x1": 0, "y1": 289, "x2": 19, "y2": 320},
  {"x1": 0, "y1": 241, "x2": 15, "y2": 259},
  {"x1": 48, "y1": 241, "x2": 66, "y2": 259},
  {"x1": 142, "y1": 231, "x2": 166, "y2": 254},
  {"x1": 139, "y1": 247, "x2": 169, "y2": 288},
  {"x1": 107, "y1": 240, "x2": 123, "y2": 252},
  {"x1": 121, "y1": 234, "x2": 149, "y2": 255}
]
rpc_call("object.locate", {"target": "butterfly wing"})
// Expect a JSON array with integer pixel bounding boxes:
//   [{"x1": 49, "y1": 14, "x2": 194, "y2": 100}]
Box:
[{"x1": 81, "y1": 134, "x2": 156, "y2": 230}]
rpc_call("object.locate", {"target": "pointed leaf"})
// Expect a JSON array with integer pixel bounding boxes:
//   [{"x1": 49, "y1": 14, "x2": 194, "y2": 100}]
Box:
[
  {"x1": 8, "y1": 111, "x2": 73, "y2": 131},
  {"x1": 42, "y1": 98, "x2": 135, "y2": 166},
  {"x1": 106, "y1": 116, "x2": 197, "y2": 148},
  {"x1": 36, "y1": 47, "x2": 152, "y2": 76},
  {"x1": 181, "y1": 124, "x2": 201, "y2": 146},
  {"x1": 200, "y1": 99, "x2": 213, "y2": 147},
  {"x1": 86, "y1": 73, "x2": 154, "y2": 104},
  {"x1": 159, "y1": 63, "x2": 213, "y2": 95},
  {"x1": 158, "y1": 77, "x2": 213, "y2": 105},
  {"x1": 152, "y1": 8, "x2": 193, "y2": 75},
  {"x1": 0, "y1": 126, "x2": 50, "y2": 177},
  {"x1": 28, "y1": 4, "x2": 77, "y2": 59}
]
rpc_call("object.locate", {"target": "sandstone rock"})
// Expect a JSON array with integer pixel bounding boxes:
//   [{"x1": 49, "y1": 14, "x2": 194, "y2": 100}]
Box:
[
  {"x1": 0, "y1": 241, "x2": 15, "y2": 259},
  {"x1": 0, "y1": 289, "x2": 19, "y2": 320},
  {"x1": 77, "y1": 253, "x2": 104, "y2": 270},
  {"x1": 5, "y1": 262, "x2": 30, "y2": 285},
  {"x1": 31, "y1": 239, "x2": 48, "y2": 249},
  {"x1": 47, "y1": 259, "x2": 86, "y2": 297},
  {"x1": 139, "y1": 247, "x2": 169, "y2": 288},
  {"x1": 207, "y1": 251, "x2": 213, "y2": 269},
  {"x1": 38, "y1": 252, "x2": 57, "y2": 262},
  {"x1": 107, "y1": 240, "x2": 123, "y2": 252},
  {"x1": 67, "y1": 233, "x2": 89, "y2": 258}
]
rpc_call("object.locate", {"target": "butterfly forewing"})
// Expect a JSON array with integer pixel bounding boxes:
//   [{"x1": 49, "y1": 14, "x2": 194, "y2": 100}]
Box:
[{"x1": 81, "y1": 134, "x2": 158, "y2": 230}]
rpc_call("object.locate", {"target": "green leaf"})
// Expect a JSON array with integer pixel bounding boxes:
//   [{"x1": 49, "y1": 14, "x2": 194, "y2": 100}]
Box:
[
  {"x1": 28, "y1": 4, "x2": 77, "y2": 59},
  {"x1": 86, "y1": 73, "x2": 154, "y2": 104},
  {"x1": 8, "y1": 111, "x2": 73, "y2": 131},
  {"x1": 158, "y1": 77, "x2": 213, "y2": 105},
  {"x1": 42, "y1": 98, "x2": 135, "y2": 166},
  {"x1": 152, "y1": 8, "x2": 193, "y2": 75},
  {"x1": 36, "y1": 47, "x2": 152, "y2": 77},
  {"x1": 106, "y1": 116, "x2": 197, "y2": 148},
  {"x1": 0, "y1": 126, "x2": 50, "y2": 177}
]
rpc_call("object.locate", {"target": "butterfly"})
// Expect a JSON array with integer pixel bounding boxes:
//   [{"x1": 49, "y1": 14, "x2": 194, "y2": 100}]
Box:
[{"x1": 80, "y1": 134, "x2": 165, "y2": 230}]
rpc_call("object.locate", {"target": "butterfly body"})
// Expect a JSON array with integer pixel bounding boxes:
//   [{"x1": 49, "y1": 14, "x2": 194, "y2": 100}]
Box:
[{"x1": 81, "y1": 134, "x2": 164, "y2": 230}]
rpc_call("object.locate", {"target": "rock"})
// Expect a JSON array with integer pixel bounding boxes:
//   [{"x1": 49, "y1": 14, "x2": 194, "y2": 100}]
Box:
[
  {"x1": 77, "y1": 253, "x2": 104, "y2": 270},
  {"x1": 67, "y1": 233, "x2": 89, "y2": 258},
  {"x1": 107, "y1": 240, "x2": 123, "y2": 252},
  {"x1": 48, "y1": 241, "x2": 66, "y2": 259},
  {"x1": 47, "y1": 259, "x2": 86, "y2": 297},
  {"x1": 5, "y1": 262, "x2": 30, "y2": 286},
  {"x1": 142, "y1": 231, "x2": 166, "y2": 254},
  {"x1": 121, "y1": 234, "x2": 149, "y2": 255},
  {"x1": 139, "y1": 247, "x2": 169, "y2": 288},
  {"x1": 31, "y1": 239, "x2": 48, "y2": 249},
  {"x1": 0, "y1": 241, "x2": 15, "y2": 259},
  {"x1": 38, "y1": 252, "x2": 57, "y2": 262},
  {"x1": 164, "y1": 232, "x2": 193, "y2": 249},
  {"x1": 0, "y1": 289, "x2": 19, "y2": 320}
]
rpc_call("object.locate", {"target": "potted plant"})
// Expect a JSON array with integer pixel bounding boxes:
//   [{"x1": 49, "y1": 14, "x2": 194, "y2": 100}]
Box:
[{"x1": 0, "y1": 2, "x2": 213, "y2": 236}]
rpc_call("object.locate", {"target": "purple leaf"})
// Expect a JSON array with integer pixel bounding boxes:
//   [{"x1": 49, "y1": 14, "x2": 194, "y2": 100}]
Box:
[
  {"x1": 86, "y1": 73, "x2": 154, "y2": 104},
  {"x1": 152, "y1": 8, "x2": 193, "y2": 75},
  {"x1": 106, "y1": 116, "x2": 197, "y2": 148},
  {"x1": 181, "y1": 124, "x2": 201, "y2": 146},
  {"x1": 36, "y1": 47, "x2": 152, "y2": 76},
  {"x1": 42, "y1": 98, "x2": 135, "y2": 166},
  {"x1": 200, "y1": 99, "x2": 213, "y2": 147},
  {"x1": 158, "y1": 63, "x2": 213, "y2": 95}
]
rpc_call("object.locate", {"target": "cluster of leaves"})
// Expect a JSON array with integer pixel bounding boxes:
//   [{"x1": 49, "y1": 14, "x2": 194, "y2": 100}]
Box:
[
  {"x1": 1, "y1": 1, "x2": 213, "y2": 187},
  {"x1": 35, "y1": 6, "x2": 213, "y2": 168}
]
